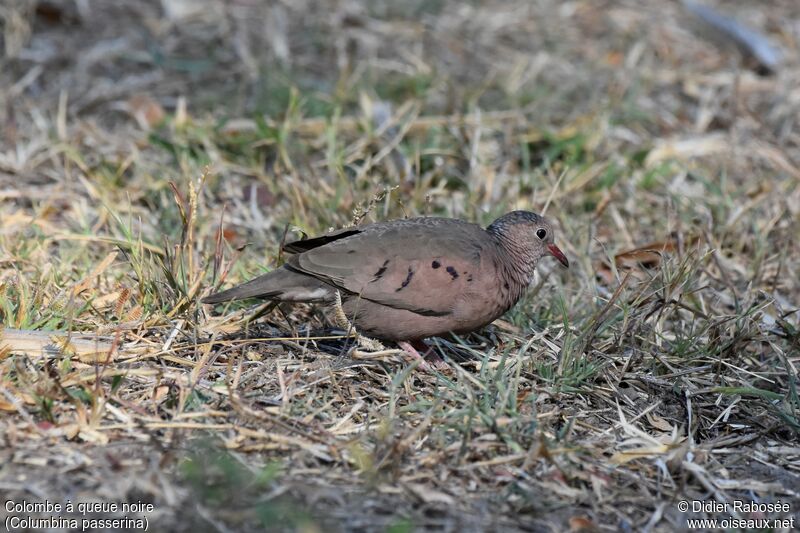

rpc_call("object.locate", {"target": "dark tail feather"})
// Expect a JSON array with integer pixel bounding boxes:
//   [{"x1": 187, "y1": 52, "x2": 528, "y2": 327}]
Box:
[
  {"x1": 202, "y1": 267, "x2": 331, "y2": 304},
  {"x1": 202, "y1": 272, "x2": 282, "y2": 304}
]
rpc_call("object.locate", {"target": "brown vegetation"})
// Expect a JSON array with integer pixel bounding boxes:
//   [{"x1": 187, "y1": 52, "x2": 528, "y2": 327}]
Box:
[{"x1": 1, "y1": 1, "x2": 798, "y2": 530}]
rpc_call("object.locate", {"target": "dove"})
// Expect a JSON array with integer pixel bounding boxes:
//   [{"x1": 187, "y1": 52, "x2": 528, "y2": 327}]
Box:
[{"x1": 203, "y1": 211, "x2": 569, "y2": 365}]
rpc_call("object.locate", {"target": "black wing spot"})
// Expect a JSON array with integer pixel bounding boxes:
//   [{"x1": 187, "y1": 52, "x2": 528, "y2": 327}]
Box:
[
  {"x1": 395, "y1": 267, "x2": 414, "y2": 292},
  {"x1": 504, "y1": 282, "x2": 510, "y2": 290},
  {"x1": 371, "y1": 259, "x2": 390, "y2": 281},
  {"x1": 446, "y1": 266, "x2": 459, "y2": 280},
  {"x1": 431, "y1": 260, "x2": 441, "y2": 269},
  {"x1": 413, "y1": 308, "x2": 451, "y2": 317},
  {"x1": 467, "y1": 275, "x2": 473, "y2": 282}
]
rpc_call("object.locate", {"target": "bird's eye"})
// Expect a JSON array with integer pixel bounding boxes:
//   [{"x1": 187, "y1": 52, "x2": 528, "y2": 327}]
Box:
[{"x1": 536, "y1": 228, "x2": 547, "y2": 240}]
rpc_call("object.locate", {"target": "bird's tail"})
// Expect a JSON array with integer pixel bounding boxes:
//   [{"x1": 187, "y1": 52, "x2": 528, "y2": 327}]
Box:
[{"x1": 202, "y1": 267, "x2": 331, "y2": 304}]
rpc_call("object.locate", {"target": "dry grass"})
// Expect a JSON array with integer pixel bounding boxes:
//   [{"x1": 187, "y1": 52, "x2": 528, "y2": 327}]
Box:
[{"x1": 1, "y1": 0, "x2": 799, "y2": 531}]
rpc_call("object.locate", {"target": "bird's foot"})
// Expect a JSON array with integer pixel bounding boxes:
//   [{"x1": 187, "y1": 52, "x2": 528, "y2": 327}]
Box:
[
  {"x1": 396, "y1": 341, "x2": 433, "y2": 371},
  {"x1": 397, "y1": 340, "x2": 449, "y2": 372}
]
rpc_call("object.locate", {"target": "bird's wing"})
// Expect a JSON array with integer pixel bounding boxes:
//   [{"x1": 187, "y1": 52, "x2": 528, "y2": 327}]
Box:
[
  {"x1": 286, "y1": 218, "x2": 492, "y2": 316},
  {"x1": 282, "y1": 227, "x2": 362, "y2": 253}
]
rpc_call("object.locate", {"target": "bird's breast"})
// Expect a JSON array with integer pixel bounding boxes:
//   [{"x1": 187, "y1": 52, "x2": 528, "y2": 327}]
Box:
[{"x1": 451, "y1": 270, "x2": 523, "y2": 330}]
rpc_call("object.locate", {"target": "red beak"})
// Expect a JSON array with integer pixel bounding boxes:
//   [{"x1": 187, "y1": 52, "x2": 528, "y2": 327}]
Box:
[{"x1": 547, "y1": 243, "x2": 569, "y2": 268}]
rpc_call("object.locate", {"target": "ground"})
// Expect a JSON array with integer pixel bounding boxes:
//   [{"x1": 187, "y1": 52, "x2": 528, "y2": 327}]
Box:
[{"x1": 1, "y1": 0, "x2": 799, "y2": 531}]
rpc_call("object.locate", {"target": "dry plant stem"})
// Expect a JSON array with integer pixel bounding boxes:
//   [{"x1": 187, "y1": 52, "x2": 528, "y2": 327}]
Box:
[
  {"x1": 333, "y1": 290, "x2": 384, "y2": 351},
  {"x1": 334, "y1": 292, "x2": 438, "y2": 371}
]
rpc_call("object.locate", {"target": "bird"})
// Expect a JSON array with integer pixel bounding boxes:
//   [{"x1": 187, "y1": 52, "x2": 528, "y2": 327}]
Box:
[{"x1": 203, "y1": 210, "x2": 569, "y2": 366}]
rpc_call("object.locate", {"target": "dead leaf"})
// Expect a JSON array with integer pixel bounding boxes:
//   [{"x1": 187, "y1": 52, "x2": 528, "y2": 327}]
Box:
[
  {"x1": 92, "y1": 290, "x2": 122, "y2": 309},
  {"x1": 405, "y1": 482, "x2": 456, "y2": 506},
  {"x1": 61, "y1": 423, "x2": 80, "y2": 439},
  {"x1": 647, "y1": 413, "x2": 675, "y2": 432},
  {"x1": 614, "y1": 238, "x2": 680, "y2": 270},
  {"x1": 153, "y1": 385, "x2": 170, "y2": 403},
  {"x1": 569, "y1": 516, "x2": 598, "y2": 532},
  {"x1": 492, "y1": 318, "x2": 521, "y2": 334},
  {"x1": 596, "y1": 235, "x2": 701, "y2": 284},
  {"x1": 71, "y1": 251, "x2": 118, "y2": 297},
  {"x1": 127, "y1": 94, "x2": 165, "y2": 130}
]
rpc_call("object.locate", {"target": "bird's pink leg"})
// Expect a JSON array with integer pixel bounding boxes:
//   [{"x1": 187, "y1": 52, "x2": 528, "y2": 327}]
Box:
[
  {"x1": 397, "y1": 340, "x2": 449, "y2": 371},
  {"x1": 397, "y1": 340, "x2": 430, "y2": 370}
]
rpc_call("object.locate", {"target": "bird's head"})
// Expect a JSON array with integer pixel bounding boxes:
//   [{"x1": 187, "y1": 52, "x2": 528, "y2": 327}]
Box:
[{"x1": 487, "y1": 211, "x2": 569, "y2": 269}]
